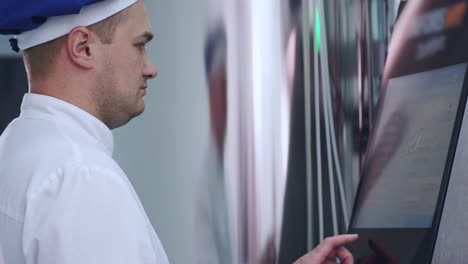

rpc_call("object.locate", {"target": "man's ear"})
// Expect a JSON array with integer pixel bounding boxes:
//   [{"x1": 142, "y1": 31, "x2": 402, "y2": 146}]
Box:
[{"x1": 66, "y1": 26, "x2": 98, "y2": 69}]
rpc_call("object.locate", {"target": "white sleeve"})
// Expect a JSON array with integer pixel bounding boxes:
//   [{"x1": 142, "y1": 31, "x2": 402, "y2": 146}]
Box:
[{"x1": 22, "y1": 165, "x2": 158, "y2": 264}]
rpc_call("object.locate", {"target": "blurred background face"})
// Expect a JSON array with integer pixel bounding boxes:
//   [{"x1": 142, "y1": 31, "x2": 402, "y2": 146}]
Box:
[
  {"x1": 209, "y1": 64, "x2": 227, "y2": 151},
  {"x1": 97, "y1": 0, "x2": 157, "y2": 129}
]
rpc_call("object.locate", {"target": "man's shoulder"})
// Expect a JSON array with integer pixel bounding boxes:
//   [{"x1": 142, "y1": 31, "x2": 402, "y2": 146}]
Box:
[
  {"x1": 0, "y1": 116, "x2": 124, "y2": 199},
  {"x1": 1, "y1": 115, "x2": 73, "y2": 155},
  {"x1": 22, "y1": 160, "x2": 128, "y2": 210},
  {"x1": 0, "y1": 117, "x2": 75, "y2": 175},
  {"x1": 1, "y1": 115, "x2": 113, "y2": 165}
]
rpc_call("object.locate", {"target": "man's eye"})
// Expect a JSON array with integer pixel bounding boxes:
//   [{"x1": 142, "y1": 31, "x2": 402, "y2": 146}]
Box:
[{"x1": 135, "y1": 43, "x2": 146, "y2": 48}]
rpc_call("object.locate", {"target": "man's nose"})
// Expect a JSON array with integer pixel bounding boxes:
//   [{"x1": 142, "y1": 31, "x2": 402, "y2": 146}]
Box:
[{"x1": 144, "y1": 58, "x2": 158, "y2": 79}]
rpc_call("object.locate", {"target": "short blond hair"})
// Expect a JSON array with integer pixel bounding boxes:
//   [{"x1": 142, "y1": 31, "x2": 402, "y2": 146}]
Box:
[{"x1": 23, "y1": 9, "x2": 128, "y2": 81}]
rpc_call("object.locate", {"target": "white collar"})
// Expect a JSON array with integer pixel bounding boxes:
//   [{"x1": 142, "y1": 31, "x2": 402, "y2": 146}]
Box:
[{"x1": 20, "y1": 93, "x2": 114, "y2": 156}]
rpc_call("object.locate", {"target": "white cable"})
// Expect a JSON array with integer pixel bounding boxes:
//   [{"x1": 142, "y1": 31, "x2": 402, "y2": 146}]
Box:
[
  {"x1": 313, "y1": 1, "x2": 324, "y2": 243},
  {"x1": 323, "y1": 69, "x2": 339, "y2": 236},
  {"x1": 317, "y1": 0, "x2": 339, "y2": 237},
  {"x1": 302, "y1": 0, "x2": 315, "y2": 251},
  {"x1": 318, "y1": 0, "x2": 350, "y2": 229}
]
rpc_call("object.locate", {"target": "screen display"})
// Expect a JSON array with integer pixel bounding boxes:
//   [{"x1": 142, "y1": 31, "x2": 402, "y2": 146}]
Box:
[{"x1": 352, "y1": 63, "x2": 466, "y2": 228}]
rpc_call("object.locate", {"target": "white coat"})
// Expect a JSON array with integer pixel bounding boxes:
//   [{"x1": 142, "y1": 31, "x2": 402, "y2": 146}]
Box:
[{"x1": 0, "y1": 93, "x2": 169, "y2": 264}]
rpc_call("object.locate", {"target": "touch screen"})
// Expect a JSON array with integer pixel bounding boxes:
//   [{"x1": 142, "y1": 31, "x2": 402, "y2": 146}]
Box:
[{"x1": 352, "y1": 63, "x2": 466, "y2": 228}]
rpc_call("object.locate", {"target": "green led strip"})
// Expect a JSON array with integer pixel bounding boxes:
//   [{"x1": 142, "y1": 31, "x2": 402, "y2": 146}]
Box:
[{"x1": 315, "y1": 7, "x2": 321, "y2": 54}]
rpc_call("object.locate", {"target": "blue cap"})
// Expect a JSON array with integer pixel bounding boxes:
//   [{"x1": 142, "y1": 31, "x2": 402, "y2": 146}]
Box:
[
  {"x1": 0, "y1": 0, "x2": 105, "y2": 35},
  {"x1": 0, "y1": 0, "x2": 137, "y2": 52}
]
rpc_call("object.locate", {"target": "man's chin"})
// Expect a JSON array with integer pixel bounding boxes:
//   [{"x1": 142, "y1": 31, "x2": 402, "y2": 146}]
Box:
[{"x1": 131, "y1": 103, "x2": 146, "y2": 118}]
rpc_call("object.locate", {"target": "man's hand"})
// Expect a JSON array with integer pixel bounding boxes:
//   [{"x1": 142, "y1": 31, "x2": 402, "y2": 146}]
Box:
[{"x1": 293, "y1": 234, "x2": 359, "y2": 264}]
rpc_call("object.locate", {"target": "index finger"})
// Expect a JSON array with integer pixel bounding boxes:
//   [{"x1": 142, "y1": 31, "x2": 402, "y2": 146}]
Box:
[{"x1": 311, "y1": 234, "x2": 359, "y2": 260}]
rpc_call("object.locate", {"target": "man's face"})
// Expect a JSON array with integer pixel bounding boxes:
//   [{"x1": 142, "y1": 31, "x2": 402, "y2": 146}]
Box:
[{"x1": 97, "y1": 0, "x2": 157, "y2": 129}]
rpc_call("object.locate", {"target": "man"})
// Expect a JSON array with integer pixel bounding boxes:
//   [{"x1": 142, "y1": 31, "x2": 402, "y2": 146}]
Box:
[{"x1": 0, "y1": 0, "x2": 357, "y2": 263}]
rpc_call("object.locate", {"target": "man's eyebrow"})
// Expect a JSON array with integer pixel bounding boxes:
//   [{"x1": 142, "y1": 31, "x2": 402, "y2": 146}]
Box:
[{"x1": 141, "y1": 31, "x2": 154, "y2": 42}]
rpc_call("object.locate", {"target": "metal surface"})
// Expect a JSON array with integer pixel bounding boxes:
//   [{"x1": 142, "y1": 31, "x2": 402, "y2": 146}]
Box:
[
  {"x1": 0, "y1": 0, "x2": 405, "y2": 263},
  {"x1": 196, "y1": 0, "x2": 399, "y2": 263},
  {"x1": 309, "y1": 0, "x2": 398, "y2": 244},
  {"x1": 279, "y1": 1, "x2": 398, "y2": 262}
]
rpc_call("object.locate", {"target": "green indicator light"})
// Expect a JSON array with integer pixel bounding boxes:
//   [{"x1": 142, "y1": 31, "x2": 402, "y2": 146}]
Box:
[{"x1": 315, "y1": 7, "x2": 321, "y2": 54}]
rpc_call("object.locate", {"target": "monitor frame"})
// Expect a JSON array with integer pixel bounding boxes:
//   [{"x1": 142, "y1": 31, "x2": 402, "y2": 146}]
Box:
[{"x1": 348, "y1": 63, "x2": 468, "y2": 264}]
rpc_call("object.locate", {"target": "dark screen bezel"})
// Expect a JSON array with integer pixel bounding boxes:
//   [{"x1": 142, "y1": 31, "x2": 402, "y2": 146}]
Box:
[{"x1": 347, "y1": 63, "x2": 468, "y2": 264}]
